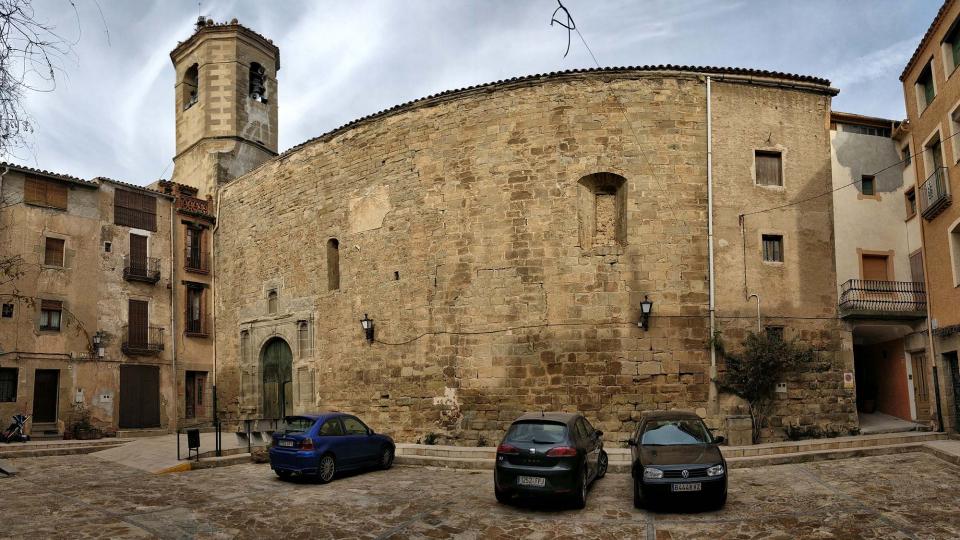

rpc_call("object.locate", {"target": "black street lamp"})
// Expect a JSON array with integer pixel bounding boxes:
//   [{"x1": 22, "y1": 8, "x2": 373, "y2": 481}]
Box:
[
  {"x1": 92, "y1": 331, "x2": 105, "y2": 358},
  {"x1": 639, "y1": 296, "x2": 654, "y2": 330},
  {"x1": 360, "y1": 314, "x2": 374, "y2": 343}
]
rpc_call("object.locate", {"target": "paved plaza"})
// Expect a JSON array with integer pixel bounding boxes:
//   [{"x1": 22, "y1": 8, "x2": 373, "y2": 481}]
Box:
[{"x1": 3, "y1": 452, "x2": 960, "y2": 539}]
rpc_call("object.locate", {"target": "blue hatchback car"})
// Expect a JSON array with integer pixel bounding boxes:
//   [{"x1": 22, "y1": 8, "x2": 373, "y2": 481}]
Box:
[{"x1": 268, "y1": 412, "x2": 395, "y2": 483}]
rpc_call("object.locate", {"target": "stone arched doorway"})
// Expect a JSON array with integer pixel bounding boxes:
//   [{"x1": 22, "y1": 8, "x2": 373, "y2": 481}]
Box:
[{"x1": 261, "y1": 337, "x2": 293, "y2": 419}]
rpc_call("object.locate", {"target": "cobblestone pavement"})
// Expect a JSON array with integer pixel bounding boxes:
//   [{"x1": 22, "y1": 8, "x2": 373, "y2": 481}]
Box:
[{"x1": 3, "y1": 452, "x2": 960, "y2": 539}]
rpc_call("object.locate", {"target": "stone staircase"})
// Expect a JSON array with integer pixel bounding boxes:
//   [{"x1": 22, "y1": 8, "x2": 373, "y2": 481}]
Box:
[
  {"x1": 0, "y1": 439, "x2": 129, "y2": 459},
  {"x1": 394, "y1": 431, "x2": 951, "y2": 472}
]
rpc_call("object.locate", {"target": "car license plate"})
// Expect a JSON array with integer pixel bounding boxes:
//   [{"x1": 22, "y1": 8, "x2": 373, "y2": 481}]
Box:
[
  {"x1": 278, "y1": 440, "x2": 294, "y2": 447},
  {"x1": 671, "y1": 483, "x2": 701, "y2": 492},
  {"x1": 517, "y1": 476, "x2": 546, "y2": 487}
]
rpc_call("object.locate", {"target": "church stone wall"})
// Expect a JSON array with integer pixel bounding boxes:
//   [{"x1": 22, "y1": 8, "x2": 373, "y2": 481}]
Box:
[{"x1": 214, "y1": 72, "x2": 857, "y2": 444}]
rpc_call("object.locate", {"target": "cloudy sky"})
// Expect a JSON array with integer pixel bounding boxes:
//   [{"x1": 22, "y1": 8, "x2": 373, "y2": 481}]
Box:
[{"x1": 6, "y1": 0, "x2": 943, "y2": 185}]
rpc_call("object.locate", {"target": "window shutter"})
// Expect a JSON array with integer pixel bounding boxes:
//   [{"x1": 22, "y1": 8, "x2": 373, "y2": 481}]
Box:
[
  {"x1": 24, "y1": 177, "x2": 46, "y2": 205},
  {"x1": 910, "y1": 251, "x2": 925, "y2": 284},
  {"x1": 115, "y1": 190, "x2": 158, "y2": 231},
  {"x1": 756, "y1": 152, "x2": 783, "y2": 186},
  {"x1": 24, "y1": 176, "x2": 67, "y2": 209}
]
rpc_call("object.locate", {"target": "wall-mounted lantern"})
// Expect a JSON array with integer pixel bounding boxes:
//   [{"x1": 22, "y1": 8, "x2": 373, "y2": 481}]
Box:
[
  {"x1": 638, "y1": 296, "x2": 654, "y2": 331},
  {"x1": 92, "y1": 331, "x2": 105, "y2": 358},
  {"x1": 360, "y1": 314, "x2": 374, "y2": 343}
]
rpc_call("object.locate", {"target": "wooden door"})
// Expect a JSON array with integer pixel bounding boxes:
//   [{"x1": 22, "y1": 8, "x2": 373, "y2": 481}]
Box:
[
  {"x1": 32, "y1": 369, "x2": 59, "y2": 423},
  {"x1": 912, "y1": 353, "x2": 931, "y2": 423},
  {"x1": 185, "y1": 371, "x2": 206, "y2": 419},
  {"x1": 261, "y1": 339, "x2": 292, "y2": 419},
  {"x1": 119, "y1": 365, "x2": 160, "y2": 428},
  {"x1": 129, "y1": 234, "x2": 147, "y2": 277},
  {"x1": 128, "y1": 299, "x2": 148, "y2": 349},
  {"x1": 862, "y1": 255, "x2": 889, "y2": 281}
]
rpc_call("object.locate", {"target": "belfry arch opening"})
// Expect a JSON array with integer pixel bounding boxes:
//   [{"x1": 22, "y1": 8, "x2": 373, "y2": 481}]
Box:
[
  {"x1": 183, "y1": 63, "x2": 199, "y2": 109},
  {"x1": 260, "y1": 337, "x2": 292, "y2": 419}
]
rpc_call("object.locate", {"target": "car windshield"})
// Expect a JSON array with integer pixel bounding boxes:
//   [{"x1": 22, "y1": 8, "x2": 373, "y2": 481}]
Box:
[
  {"x1": 505, "y1": 421, "x2": 567, "y2": 444},
  {"x1": 641, "y1": 419, "x2": 712, "y2": 445},
  {"x1": 279, "y1": 416, "x2": 316, "y2": 435}
]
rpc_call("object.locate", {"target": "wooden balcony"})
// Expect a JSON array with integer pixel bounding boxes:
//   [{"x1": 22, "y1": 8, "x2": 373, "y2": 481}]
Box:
[{"x1": 838, "y1": 279, "x2": 926, "y2": 320}]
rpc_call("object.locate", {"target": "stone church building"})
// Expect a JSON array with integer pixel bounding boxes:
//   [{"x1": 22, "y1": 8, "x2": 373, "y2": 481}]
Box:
[
  {"x1": 178, "y1": 20, "x2": 857, "y2": 444},
  {"x1": 1, "y1": 18, "x2": 867, "y2": 443}
]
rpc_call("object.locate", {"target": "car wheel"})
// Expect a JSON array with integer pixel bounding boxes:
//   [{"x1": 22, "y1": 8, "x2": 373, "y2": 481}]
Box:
[
  {"x1": 274, "y1": 470, "x2": 292, "y2": 480},
  {"x1": 317, "y1": 454, "x2": 336, "y2": 484},
  {"x1": 715, "y1": 489, "x2": 727, "y2": 510},
  {"x1": 379, "y1": 446, "x2": 394, "y2": 470},
  {"x1": 494, "y1": 486, "x2": 510, "y2": 505},
  {"x1": 597, "y1": 450, "x2": 608, "y2": 479},
  {"x1": 571, "y1": 464, "x2": 588, "y2": 509},
  {"x1": 633, "y1": 479, "x2": 644, "y2": 509}
]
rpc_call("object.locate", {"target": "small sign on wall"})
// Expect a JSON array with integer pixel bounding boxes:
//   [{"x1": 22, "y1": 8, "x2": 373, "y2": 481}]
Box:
[
  {"x1": 775, "y1": 382, "x2": 787, "y2": 393},
  {"x1": 843, "y1": 372, "x2": 855, "y2": 389}
]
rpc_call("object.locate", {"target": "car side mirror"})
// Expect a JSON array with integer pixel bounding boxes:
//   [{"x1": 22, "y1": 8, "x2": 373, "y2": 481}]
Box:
[
  {"x1": 367, "y1": 428, "x2": 374, "y2": 436},
  {"x1": 594, "y1": 429, "x2": 603, "y2": 438},
  {"x1": 713, "y1": 435, "x2": 725, "y2": 445},
  {"x1": 626, "y1": 439, "x2": 637, "y2": 446}
]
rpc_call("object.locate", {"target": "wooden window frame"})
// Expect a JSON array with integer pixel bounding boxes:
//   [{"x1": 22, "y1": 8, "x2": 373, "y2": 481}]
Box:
[
  {"x1": 859, "y1": 175, "x2": 878, "y2": 199},
  {"x1": 39, "y1": 300, "x2": 62, "y2": 332},
  {"x1": 905, "y1": 187, "x2": 918, "y2": 219},
  {"x1": 857, "y1": 249, "x2": 895, "y2": 282},
  {"x1": 1, "y1": 303, "x2": 13, "y2": 318},
  {"x1": 761, "y1": 234, "x2": 784, "y2": 264},
  {"x1": 754, "y1": 150, "x2": 784, "y2": 188},
  {"x1": 43, "y1": 237, "x2": 65, "y2": 267}
]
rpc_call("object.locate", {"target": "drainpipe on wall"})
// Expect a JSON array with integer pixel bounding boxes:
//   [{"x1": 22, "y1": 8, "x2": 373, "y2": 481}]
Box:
[
  {"x1": 169, "y1": 194, "x2": 177, "y2": 432},
  {"x1": 211, "y1": 186, "x2": 224, "y2": 427},
  {"x1": 706, "y1": 77, "x2": 719, "y2": 418}
]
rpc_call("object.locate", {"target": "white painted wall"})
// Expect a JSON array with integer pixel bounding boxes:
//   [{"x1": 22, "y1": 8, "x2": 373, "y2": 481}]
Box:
[{"x1": 831, "y1": 128, "x2": 913, "y2": 284}]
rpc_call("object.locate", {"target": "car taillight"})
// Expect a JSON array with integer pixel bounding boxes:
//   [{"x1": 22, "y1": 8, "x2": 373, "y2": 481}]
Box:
[
  {"x1": 300, "y1": 438, "x2": 314, "y2": 450},
  {"x1": 546, "y1": 446, "x2": 577, "y2": 457},
  {"x1": 496, "y1": 443, "x2": 520, "y2": 455}
]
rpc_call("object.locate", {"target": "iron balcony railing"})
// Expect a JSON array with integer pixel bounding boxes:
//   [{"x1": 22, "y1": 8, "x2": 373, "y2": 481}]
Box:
[
  {"x1": 919, "y1": 166, "x2": 952, "y2": 220},
  {"x1": 185, "y1": 315, "x2": 209, "y2": 337},
  {"x1": 184, "y1": 247, "x2": 209, "y2": 273},
  {"x1": 838, "y1": 279, "x2": 926, "y2": 318},
  {"x1": 122, "y1": 325, "x2": 165, "y2": 356},
  {"x1": 123, "y1": 255, "x2": 161, "y2": 284}
]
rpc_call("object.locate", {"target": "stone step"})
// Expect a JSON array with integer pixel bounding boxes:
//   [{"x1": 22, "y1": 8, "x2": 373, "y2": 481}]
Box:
[
  {"x1": 115, "y1": 428, "x2": 171, "y2": 439},
  {"x1": 0, "y1": 439, "x2": 125, "y2": 453},
  {"x1": 0, "y1": 441, "x2": 127, "y2": 459},
  {"x1": 722, "y1": 431, "x2": 947, "y2": 458},
  {"x1": 190, "y1": 453, "x2": 252, "y2": 470}
]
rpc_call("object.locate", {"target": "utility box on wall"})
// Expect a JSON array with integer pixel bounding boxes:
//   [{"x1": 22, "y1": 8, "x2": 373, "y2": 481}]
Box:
[{"x1": 726, "y1": 415, "x2": 753, "y2": 446}]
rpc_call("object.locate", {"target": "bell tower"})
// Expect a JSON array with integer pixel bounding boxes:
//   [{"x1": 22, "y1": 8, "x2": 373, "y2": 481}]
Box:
[{"x1": 169, "y1": 17, "x2": 280, "y2": 198}]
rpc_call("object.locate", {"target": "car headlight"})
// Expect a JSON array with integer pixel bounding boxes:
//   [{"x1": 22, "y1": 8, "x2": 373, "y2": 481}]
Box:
[
  {"x1": 643, "y1": 467, "x2": 663, "y2": 479},
  {"x1": 707, "y1": 464, "x2": 725, "y2": 477}
]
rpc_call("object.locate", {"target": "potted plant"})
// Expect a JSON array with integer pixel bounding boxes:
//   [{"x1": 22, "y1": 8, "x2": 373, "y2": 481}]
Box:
[{"x1": 67, "y1": 403, "x2": 102, "y2": 440}]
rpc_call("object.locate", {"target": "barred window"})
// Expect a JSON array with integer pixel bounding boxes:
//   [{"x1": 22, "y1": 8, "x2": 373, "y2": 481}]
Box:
[
  {"x1": 44, "y1": 237, "x2": 64, "y2": 266},
  {"x1": 24, "y1": 176, "x2": 68, "y2": 210},
  {"x1": 762, "y1": 235, "x2": 784, "y2": 263},
  {"x1": 114, "y1": 189, "x2": 157, "y2": 231},
  {"x1": 0, "y1": 368, "x2": 16, "y2": 402}
]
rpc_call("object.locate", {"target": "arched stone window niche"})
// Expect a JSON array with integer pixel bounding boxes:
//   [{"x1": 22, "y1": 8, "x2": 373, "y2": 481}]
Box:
[
  {"x1": 183, "y1": 63, "x2": 199, "y2": 109},
  {"x1": 577, "y1": 172, "x2": 627, "y2": 253}
]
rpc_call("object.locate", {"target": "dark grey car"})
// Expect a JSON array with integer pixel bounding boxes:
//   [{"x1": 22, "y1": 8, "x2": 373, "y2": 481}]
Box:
[
  {"x1": 494, "y1": 412, "x2": 608, "y2": 508},
  {"x1": 628, "y1": 410, "x2": 727, "y2": 509}
]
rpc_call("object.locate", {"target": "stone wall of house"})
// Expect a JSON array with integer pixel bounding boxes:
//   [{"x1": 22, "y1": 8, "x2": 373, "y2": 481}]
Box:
[{"x1": 214, "y1": 70, "x2": 858, "y2": 444}]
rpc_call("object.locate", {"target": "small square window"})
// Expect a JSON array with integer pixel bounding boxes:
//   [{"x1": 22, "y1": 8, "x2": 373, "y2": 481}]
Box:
[
  {"x1": 104, "y1": 242, "x2": 112, "y2": 253},
  {"x1": 861, "y1": 175, "x2": 875, "y2": 196},
  {"x1": 905, "y1": 188, "x2": 917, "y2": 218},
  {"x1": 762, "y1": 234, "x2": 784, "y2": 263},
  {"x1": 755, "y1": 151, "x2": 783, "y2": 187},
  {"x1": 44, "y1": 237, "x2": 64, "y2": 267},
  {"x1": 1, "y1": 304, "x2": 12, "y2": 318},
  {"x1": 39, "y1": 300, "x2": 62, "y2": 332}
]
